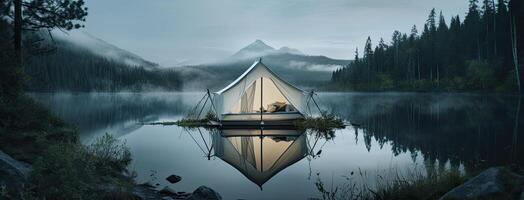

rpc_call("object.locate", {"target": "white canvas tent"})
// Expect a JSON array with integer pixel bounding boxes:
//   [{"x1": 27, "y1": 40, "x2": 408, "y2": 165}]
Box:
[{"x1": 213, "y1": 59, "x2": 308, "y2": 122}]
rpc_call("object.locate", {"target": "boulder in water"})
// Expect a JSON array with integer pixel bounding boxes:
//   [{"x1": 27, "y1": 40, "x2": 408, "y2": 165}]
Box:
[{"x1": 166, "y1": 174, "x2": 182, "y2": 184}]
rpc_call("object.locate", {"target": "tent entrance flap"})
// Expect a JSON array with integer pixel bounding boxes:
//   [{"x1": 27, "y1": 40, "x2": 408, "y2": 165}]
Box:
[{"x1": 230, "y1": 77, "x2": 293, "y2": 114}]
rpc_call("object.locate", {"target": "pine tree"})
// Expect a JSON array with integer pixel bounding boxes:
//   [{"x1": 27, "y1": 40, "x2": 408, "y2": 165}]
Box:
[{"x1": 465, "y1": 0, "x2": 482, "y2": 60}]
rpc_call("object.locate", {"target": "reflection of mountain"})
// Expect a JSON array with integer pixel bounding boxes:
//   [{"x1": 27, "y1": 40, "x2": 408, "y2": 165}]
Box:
[
  {"x1": 29, "y1": 93, "x2": 198, "y2": 140},
  {"x1": 323, "y1": 93, "x2": 524, "y2": 170}
]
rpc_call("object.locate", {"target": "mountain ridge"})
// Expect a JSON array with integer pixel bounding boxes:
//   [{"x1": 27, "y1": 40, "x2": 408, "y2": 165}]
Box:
[
  {"x1": 54, "y1": 31, "x2": 159, "y2": 69},
  {"x1": 231, "y1": 40, "x2": 306, "y2": 60}
]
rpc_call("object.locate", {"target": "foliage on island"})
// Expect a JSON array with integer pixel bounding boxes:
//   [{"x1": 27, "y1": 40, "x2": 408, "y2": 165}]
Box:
[
  {"x1": 150, "y1": 111, "x2": 218, "y2": 127},
  {"x1": 331, "y1": 0, "x2": 524, "y2": 93},
  {"x1": 296, "y1": 112, "x2": 346, "y2": 134}
]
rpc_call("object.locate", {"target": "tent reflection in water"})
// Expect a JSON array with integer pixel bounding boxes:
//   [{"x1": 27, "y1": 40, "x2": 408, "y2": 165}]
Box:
[
  {"x1": 214, "y1": 129, "x2": 308, "y2": 187},
  {"x1": 213, "y1": 59, "x2": 308, "y2": 124}
]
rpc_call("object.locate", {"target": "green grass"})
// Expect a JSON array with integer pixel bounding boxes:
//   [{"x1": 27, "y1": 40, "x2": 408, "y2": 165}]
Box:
[
  {"x1": 24, "y1": 133, "x2": 134, "y2": 200},
  {"x1": 149, "y1": 111, "x2": 218, "y2": 127},
  {"x1": 148, "y1": 118, "x2": 210, "y2": 127},
  {"x1": 296, "y1": 112, "x2": 346, "y2": 133},
  {"x1": 315, "y1": 167, "x2": 469, "y2": 200}
]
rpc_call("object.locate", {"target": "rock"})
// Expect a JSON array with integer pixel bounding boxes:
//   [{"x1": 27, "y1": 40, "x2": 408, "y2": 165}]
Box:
[
  {"x1": 133, "y1": 184, "x2": 164, "y2": 200},
  {"x1": 166, "y1": 174, "x2": 182, "y2": 184},
  {"x1": 440, "y1": 167, "x2": 524, "y2": 200},
  {"x1": 0, "y1": 150, "x2": 31, "y2": 189},
  {"x1": 186, "y1": 186, "x2": 222, "y2": 200},
  {"x1": 159, "y1": 186, "x2": 177, "y2": 196},
  {"x1": 137, "y1": 181, "x2": 156, "y2": 188}
]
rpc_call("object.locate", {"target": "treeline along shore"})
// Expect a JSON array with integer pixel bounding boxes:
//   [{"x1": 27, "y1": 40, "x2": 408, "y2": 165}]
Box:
[{"x1": 331, "y1": 0, "x2": 524, "y2": 93}]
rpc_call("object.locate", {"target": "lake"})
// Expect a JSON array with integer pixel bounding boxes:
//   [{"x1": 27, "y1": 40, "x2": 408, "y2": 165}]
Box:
[{"x1": 29, "y1": 92, "x2": 523, "y2": 199}]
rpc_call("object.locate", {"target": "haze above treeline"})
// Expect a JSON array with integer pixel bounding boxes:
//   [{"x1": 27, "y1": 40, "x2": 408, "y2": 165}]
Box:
[
  {"x1": 5, "y1": 0, "x2": 524, "y2": 93},
  {"x1": 82, "y1": 0, "x2": 468, "y2": 66}
]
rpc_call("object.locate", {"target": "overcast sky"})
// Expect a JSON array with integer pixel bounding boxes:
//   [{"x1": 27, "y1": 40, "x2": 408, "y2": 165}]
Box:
[{"x1": 83, "y1": 0, "x2": 468, "y2": 66}]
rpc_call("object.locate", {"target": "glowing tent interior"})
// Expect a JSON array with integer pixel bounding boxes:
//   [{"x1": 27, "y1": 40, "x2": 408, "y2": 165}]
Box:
[{"x1": 213, "y1": 59, "x2": 308, "y2": 123}]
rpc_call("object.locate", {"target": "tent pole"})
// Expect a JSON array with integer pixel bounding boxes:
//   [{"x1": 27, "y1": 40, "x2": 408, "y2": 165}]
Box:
[
  {"x1": 206, "y1": 89, "x2": 220, "y2": 122},
  {"x1": 197, "y1": 94, "x2": 209, "y2": 119},
  {"x1": 260, "y1": 77, "x2": 264, "y2": 125},
  {"x1": 311, "y1": 91, "x2": 322, "y2": 114},
  {"x1": 188, "y1": 93, "x2": 207, "y2": 119},
  {"x1": 260, "y1": 128, "x2": 263, "y2": 172}
]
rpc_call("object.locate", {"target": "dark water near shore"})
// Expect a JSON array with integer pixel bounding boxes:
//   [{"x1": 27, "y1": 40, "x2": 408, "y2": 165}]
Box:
[{"x1": 30, "y1": 92, "x2": 524, "y2": 200}]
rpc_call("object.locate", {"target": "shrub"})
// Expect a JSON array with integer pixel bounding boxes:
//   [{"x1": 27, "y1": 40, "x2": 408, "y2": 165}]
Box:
[
  {"x1": 204, "y1": 111, "x2": 218, "y2": 122},
  {"x1": 298, "y1": 112, "x2": 345, "y2": 137},
  {"x1": 377, "y1": 73, "x2": 395, "y2": 90},
  {"x1": 26, "y1": 134, "x2": 133, "y2": 199},
  {"x1": 27, "y1": 143, "x2": 99, "y2": 199},
  {"x1": 466, "y1": 60, "x2": 496, "y2": 90},
  {"x1": 315, "y1": 167, "x2": 468, "y2": 200},
  {"x1": 87, "y1": 133, "x2": 132, "y2": 175}
]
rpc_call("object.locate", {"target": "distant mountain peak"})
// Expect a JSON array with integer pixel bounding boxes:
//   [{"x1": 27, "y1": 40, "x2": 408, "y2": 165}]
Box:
[
  {"x1": 251, "y1": 39, "x2": 270, "y2": 46},
  {"x1": 232, "y1": 40, "x2": 308, "y2": 59},
  {"x1": 232, "y1": 39, "x2": 275, "y2": 59},
  {"x1": 244, "y1": 39, "x2": 274, "y2": 50}
]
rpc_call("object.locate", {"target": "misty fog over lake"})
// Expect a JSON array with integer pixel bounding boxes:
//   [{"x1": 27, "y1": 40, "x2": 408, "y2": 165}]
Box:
[{"x1": 29, "y1": 92, "x2": 524, "y2": 199}]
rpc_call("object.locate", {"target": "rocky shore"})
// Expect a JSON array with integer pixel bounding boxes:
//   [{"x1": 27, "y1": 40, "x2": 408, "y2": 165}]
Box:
[
  {"x1": 1, "y1": 150, "x2": 221, "y2": 200},
  {"x1": 133, "y1": 184, "x2": 221, "y2": 200}
]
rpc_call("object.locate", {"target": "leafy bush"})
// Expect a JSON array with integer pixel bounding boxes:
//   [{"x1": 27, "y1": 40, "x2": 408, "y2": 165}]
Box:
[
  {"x1": 87, "y1": 133, "x2": 132, "y2": 174},
  {"x1": 466, "y1": 60, "x2": 496, "y2": 90},
  {"x1": 204, "y1": 111, "x2": 219, "y2": 122},
  {"x1": 298, "y1": 112, "x2": 345, "y2": 137},
  {"x1": 26, "y1": 134, "x2": 133, "y2": 199},
  {"x1": 27, "y1": 143, "x2": 99, "y2": 199},
  {"x1": 376, "y1": 73, "x2": 395, "y2": 90}
]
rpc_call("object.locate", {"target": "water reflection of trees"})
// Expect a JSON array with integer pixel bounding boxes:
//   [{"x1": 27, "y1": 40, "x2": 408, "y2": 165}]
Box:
[
  {"x1": 324, "y1": 93, "x2": 523, "y2": 171},
  {"x1": 30, "y1": 93, "x2": 196, "y2": 137}
]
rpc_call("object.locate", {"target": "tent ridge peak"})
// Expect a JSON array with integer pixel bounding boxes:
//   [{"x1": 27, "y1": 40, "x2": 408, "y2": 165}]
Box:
[
  {"x1": 215, "y1": 59, "x2": 304, "y2": 95},
  {"x1": 215, "y1": 59, "x2": 262, "y2": 94}
]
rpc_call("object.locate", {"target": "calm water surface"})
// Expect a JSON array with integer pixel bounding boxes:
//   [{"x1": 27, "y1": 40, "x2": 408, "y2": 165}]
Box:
[{"x1": 29, "y1": 92, "x2": 524, "y2": 200}]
